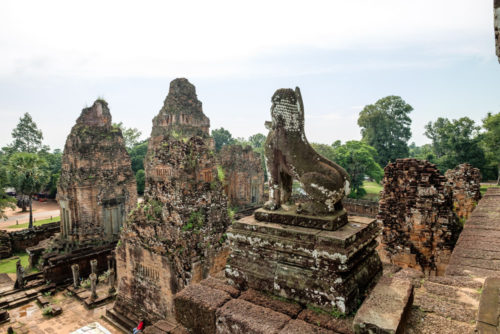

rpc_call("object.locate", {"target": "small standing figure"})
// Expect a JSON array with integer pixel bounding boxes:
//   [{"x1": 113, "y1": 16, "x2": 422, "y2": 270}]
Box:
[
  {"x1": 132, "y1": 320, "x2": 144, "y2": 334},
  {"x1": 15, "y1": 260, "x2": 25, "y2": 289}
]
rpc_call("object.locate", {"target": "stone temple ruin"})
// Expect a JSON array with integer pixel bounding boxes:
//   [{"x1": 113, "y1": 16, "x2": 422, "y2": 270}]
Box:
[
  {"x1": 218, "y1": 144, "x2": 265, "y2": 208},
  {"x1": 445, "y1": 163, "x2": 482, "y2": 221},
  {"x1": 57, "y1": 100, "x2": 137, "y2": 244},
  {"x1": 225, "y1": 87, "x2": 382, "y2": 314},
  {"x1": 378, "y1": 158, "x2": 462, "y2": 276},
  {"x1": 112, "y1": 78, "x2": 231, "y2": 323}
]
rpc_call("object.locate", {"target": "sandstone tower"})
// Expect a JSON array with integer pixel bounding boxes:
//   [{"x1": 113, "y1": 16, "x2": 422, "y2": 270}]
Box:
[
  {"x1": 113, "y1": 78, "x2": 230, "y2": 322},
  {"x1": 57, "y1": 100, "x2": 137, "y2": 244},
  {"x1": 218, "y1": 144, "x2": 265, "y2": 208}
]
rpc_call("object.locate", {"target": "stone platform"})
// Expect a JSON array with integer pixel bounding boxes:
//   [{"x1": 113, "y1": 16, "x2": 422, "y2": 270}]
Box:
[
  {"x1": 174, "y1": 275, "x2": 353, "y2": 334},
  {"x1": 226, "y1": 214, "x2": 382, "y2": 314},
  {"x1": 254, "y1": 207, "x2": 348, "y2": 231}
]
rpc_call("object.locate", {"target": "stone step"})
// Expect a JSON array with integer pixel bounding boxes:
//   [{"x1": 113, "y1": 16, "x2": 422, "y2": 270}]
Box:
[
  {"x1": 421, "y1": 281, "x2": 480, "y2": 309},
  {"x1": 406, "y1": 307, "x2": 476, "y2": 334},
  {"x1": 104, "y1": 308, "x2": 136, "y2": 333},
  {"x1": 426, "y1": 276, "x2": 483, "y2": 290},
  {"x1": 414, "y1": 290, "x2": 477, "y2": 323}
]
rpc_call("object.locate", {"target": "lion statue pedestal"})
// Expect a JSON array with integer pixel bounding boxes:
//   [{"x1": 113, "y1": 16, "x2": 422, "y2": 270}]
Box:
[{"x1": 225, "y1": 87, "x2": 382, "y2": 314}]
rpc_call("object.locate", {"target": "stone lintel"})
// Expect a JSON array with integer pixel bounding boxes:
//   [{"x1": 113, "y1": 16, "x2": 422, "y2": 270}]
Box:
[
  {"x1": 254, "y1": 207, "x2": 348, "y2": 231},
  {"x1": 353, "y1": 276, "x2": 414, "y2": 334}
]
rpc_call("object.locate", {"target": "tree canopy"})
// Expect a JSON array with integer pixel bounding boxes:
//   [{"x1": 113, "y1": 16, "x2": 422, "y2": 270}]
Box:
[
  {"x1": 312, "y1": 140, "x2": 383, "y2": 198},
  {"x1": 8, "y1": 153, "x2": 49, "y2": 228},
  {"x1": 7, "y1": 113, "x2": 48, "y2": 154},
  {"x1": 424, "y1": 117, "x2": 485, "y2": 174},
  {"x1": 358, "y1": 96, "x2": 413, "y2": 167},
  {"x1": 114, "y1": 122, "x2": 143, "y2": 151},
  {"x1": 481, "y1": 112, "x2": 500, "y2": 183},
  {"x1": 211, "y1": 127, "x2": 235, "y2": 152}
]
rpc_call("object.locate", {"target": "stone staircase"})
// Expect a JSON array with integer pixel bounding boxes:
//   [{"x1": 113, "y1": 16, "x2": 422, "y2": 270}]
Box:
[{"x1": 102, "y1": 308, "x2": 136, "y2": 333}]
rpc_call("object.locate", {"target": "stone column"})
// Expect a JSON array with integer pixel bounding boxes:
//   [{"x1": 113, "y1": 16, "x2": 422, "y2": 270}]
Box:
[
  {"x1": 71, "y1": 264, "x2": 80, "y2": 288},
  {"x1": 90, "y1": 273, "x2": 98, "y2": 300},
  {"x1": 107, "y1": 254, "x2": 114, "y2": 272},
  {"x1": 108, "y1": 268, "x2": 116, "y2": 294},
  {"x1": 90, "y1": 259, "x2": 98, "y2": 275}
]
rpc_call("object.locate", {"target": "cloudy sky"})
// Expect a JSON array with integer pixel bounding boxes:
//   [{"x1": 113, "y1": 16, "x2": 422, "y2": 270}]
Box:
[{"x1": 1, "y1": 0, "x2": 499, "y2": 150}]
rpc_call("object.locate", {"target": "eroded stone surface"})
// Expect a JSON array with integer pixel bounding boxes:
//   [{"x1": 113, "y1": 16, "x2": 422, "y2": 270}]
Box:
[
  {"x1": 219, "y1": 145, "x2": 265, "y2": 208},
  {"x1": 378, "y1": 158, "x2": 461, "y2": 276},
  {"x1": 215, "y1": 299, "x2": 290, "y2": 334},
  {"x1": 445, "y1": 163, "x2": 481, "y2": 221},
  {"x1": 353, "y1": 276, "x2": 413, "y2": 334},
  {"x1": 57, "y1": 100, "x2": 137, "y2": 243},
  {"x1": 114, "y1": 78, "x2": 230, "y2": 322},
  {"x1": 174, "y1": 284, "x2": 231, "y2": 334}
]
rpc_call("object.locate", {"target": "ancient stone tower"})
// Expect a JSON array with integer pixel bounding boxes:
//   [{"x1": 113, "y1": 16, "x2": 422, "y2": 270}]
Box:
[
  {"x1": 114, "y1": 78, "x2": 230, "y2": 322},
  {"x1": 218, "y1": 144, "x2": 265, "y2": 208},
  {"x1": 57, "y1": 100, "x2": 137, "y2": 244},
  {"x1": 378, "y1": 158, "x2": 462, "y2": 276}
]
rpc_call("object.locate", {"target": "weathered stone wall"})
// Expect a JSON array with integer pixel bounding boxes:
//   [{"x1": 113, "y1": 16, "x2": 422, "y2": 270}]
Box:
[
  {"x1": 43, "y1": 245, "x2": 113, "y2": 284},
  {"x1": 445, "y1": 163, "x2": 481, "y2": 221},
  {"x1": 378, "y1": 158, "x2": 462, "y2": 276},
  {"x1": 0, "y1": 230, "x2": 12, "y2": 259},
  {"x1": 57, "y1": 100, "x2": 137, "y2": 243},
  {"x1": 9, "y1": 222, "x2": 60, "y2": 252},
  {"x1": 218, "y1": 144, "x2": 265, "y2": 208},
  {"x1": 115, "y1": 78, "x2": 230, "y2": 322},
  {"x1": 342, "y1": 198, "x2": 379, "y2": 218}
]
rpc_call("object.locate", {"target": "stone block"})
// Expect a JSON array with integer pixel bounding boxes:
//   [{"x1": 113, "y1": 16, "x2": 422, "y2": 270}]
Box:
[
  {"x1": 239, "y1": 289, "x2": 302, "y2": 318},
  {"x1": 297, "y1": 309, "x2": 353, "y2": 334},
  {"x1": 200, "y1": 277, "x2": 240, "y2": 298},
  {"x1": 174, "y1": 284, "x2": 231, "y2": 334},
  {"x1": 279, "y1": 319, "x2": 337, "y2": 334},
  {"x1": 215, "y1": 299, "x2": 290, "y2": 334},
  {"x1": 477, "y1": 277, "x2": 500, "y2": 329},
  {"x1": 254, "y1": 207, "x2": 348, "y2": 231},
  {"x1": 36, "y1": 296, "x2": 49, "y2": 306},
  {"x1": 353, "y1": 276, "x2": 413, "y2": 334}
]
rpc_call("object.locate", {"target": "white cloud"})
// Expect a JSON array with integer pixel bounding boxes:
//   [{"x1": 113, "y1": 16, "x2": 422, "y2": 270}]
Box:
[{"x1": 0, "y1": 0, "x2": 493, "y2": 78}]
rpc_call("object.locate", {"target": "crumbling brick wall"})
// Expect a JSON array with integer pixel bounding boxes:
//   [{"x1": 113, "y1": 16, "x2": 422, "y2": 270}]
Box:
[
  {"x1": 57, "y1": 100, "x2": 137, "y2": 244},
  {"x1": 378, "y1": 158, "x2": 462, "y2": 276},
  {"x1": 0, "y1": 230, "x2": 12, "y2": 259},
  {"x1": 115, "y1": 78, "x2": 230, "y2": 322},
  {"x1": 218, "y1": 144, "x2": 265, "y2": 208},
  {"x1": 445, "y1": 163, "x2": 481, "y2": 221},
  {"x1": 342, "y1": 198, "x2": 378, "y2": 218}
]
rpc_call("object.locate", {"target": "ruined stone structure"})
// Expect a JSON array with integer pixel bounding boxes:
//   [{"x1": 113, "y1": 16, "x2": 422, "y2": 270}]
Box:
[
  {"x1": 379, "y1": 158, "x2": 462, "y2": 276},
  {"x1": 0, "y1": 231, "x2": 12, "y2": 259},
  {"x1": 57, "y1": 100, "x2": 137, "y2": 243},
  {"x1": 495, "y1": 0, "x2": 500, "y2": 62},
  {"x1": 226, "y1": 87, "x2": 382, "y2": 314},
  {"x1": 445, "y1": 163, "x2": 481, "y2": 221},
  {"x1": 113, "y1": 78, "x2": 230, "y2": 323},
  {"x1": 218, "y1": 144, "x2": 265, "y2": 208}
]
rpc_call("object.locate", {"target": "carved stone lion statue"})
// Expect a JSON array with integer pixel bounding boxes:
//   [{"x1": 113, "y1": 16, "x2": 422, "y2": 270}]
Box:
[{"x1": 263, "y1": 87, "x2": 350, "y2": 214}]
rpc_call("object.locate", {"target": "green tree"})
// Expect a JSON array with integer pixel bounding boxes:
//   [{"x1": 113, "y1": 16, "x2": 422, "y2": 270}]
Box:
[
  {"x1": 358, "y1": 96, "x2": 413, "y2": 167},
  {"x1": 248, "y1": 133, "x2": 266, "y2": 149},
  {"x1": 8, "y1": 153, "x2": 49, "y2": 228},
  {"x1": 8, "y1": 113, "x2": 48, "y2": 153},
  {"x1": 39, "y1": 149, "x2": 62, "y2": 198},
  {"x1": 114, "y1": 122, "x2": 142, "y2": 151},
  {"x1": 409, "y1": 142, "x2": 436, "y2": 162},
  {"x1": 129, "y1": 140, "x2": 148, "y2": 174},
  {"x1": 312, "y1": 141, "x2": 383, "y2": 198},
  {"x1": 424, "y1": 117, "x2": 485, "y2": 173},
  {"x1": 211, "y1": 128, "x2": 235, "y2": 152},
  {"x1": 481, "y1": 112, "x2": 500, "y2": 183},
  {"x1": 136, "y1": 169, "x2": 145, "y2": 195},
  {"x1": 0, "y1": 164, "x2": 16, "y2": 220}
]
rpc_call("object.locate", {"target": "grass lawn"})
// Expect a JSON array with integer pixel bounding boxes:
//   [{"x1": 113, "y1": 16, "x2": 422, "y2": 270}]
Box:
[
  {"x1": 361, "y1": 181, "x2": 382, "y2": 200},
  {"x1": 6, "y1": 216, "x2": 60, "y2": 229},
  {"x1": 480, "y1": 184, "x2": 499, "y2": 196},
  {"x1": 0, "y1": 252, "x2": 34, "y2": 274}
]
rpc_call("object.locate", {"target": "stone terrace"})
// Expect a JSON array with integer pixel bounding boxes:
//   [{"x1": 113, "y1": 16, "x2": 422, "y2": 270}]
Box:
[{"x1": 446, "y1": 187, "x2": 500, "y2": 278}]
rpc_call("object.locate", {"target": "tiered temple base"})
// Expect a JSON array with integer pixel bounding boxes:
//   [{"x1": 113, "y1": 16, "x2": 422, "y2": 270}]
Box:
[{"x1": 225, "y1": 209, "x2": 382, "y2": 313}]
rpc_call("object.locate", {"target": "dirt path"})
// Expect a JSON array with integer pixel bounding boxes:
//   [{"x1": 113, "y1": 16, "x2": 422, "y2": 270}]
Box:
[{"x1": 0, "y1": 199, "x2": 60, "y2": 230}]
